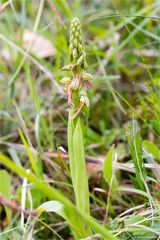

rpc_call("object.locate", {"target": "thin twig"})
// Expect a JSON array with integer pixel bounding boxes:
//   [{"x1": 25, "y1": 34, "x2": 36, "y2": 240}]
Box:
[{"x1": 0, "y1": 195, "x2": 38, "y2": 217}]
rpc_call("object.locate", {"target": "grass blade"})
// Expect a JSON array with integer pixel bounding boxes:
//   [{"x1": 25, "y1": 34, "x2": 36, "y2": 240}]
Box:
[
  {"x1": 0, "y1": 170, "x2": 11, "y2": 225},
  {"x1": 18, "y1": 128, "x2": 38, "y2": 176},
  {"x1": 125, "y1": 122, "x2": 146, "y2": 191},
  {"x1": 103, "y1": 145, "x2": 115, "y2": 185}
]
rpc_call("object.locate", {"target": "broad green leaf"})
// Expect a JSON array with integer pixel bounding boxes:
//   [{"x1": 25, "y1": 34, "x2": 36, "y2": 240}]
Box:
[
  {"x1": 38, "y1": 200, "x2": 66, "y2": 214},
  {"x1": 143, "y1": 140, "x2": 160, "y2": 162},
  {"x1": 68, "y1": 114, "x2": 91, "y2": 235},
  {"x1": 103, "y1": 145, "x2": 114, "y2": 185},
  {"x1": 73, "y1": 118, "x2": 90, "y2": 215},
  {"x1": 0, "y1": 170, "x2": 11, "y2": 225},
  {"x1": 37, "y1": 200, "x2": 82, "y2": 237}
]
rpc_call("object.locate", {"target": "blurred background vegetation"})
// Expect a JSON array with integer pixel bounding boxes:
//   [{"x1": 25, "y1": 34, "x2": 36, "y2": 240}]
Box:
[{"x1": 0, "y1": 0, "x2": 160, "y2": 239}]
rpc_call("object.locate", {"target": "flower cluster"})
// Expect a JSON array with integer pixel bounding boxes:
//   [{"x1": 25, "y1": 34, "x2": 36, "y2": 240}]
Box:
[{"x1": 60, "y1": 17, "x2": 93, "y2": 117}]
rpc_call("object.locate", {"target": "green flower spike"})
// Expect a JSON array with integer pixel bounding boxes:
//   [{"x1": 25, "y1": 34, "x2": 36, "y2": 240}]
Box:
[
  {"x1": 60, "y1": 17, "x2": 93, "y2": 117},
  {"x1": 69, "y1": 17, "x2": 87, "y2": 70}
]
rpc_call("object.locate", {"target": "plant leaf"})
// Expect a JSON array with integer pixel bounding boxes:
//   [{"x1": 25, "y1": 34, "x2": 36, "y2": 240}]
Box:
[
  {"x1": 143, "y1": 140, "x2": 160, "y2": 162},
  {"x1": 73, "y1": 118, "x2": 90, "y2": 215},
  {"x1": 18, "y1": 128, "x2": 38, "y2": 176},
  {"x1": 0, "y1": 170, "x2": 11, "y2": 225},
  {"x1": 103, "y1": 145, "x2": 114, "y2": 185},
  {"x1": 37, "y1": 200, "x2": 82, "y2": 236},
  {"x1": 125, "y1": 122, "x2": 146, "y2": 191}
]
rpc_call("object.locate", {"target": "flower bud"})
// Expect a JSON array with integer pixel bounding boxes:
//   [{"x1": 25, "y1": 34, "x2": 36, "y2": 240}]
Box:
[
  {"x1": 60, "y1": 76, "x2": 71, "y2": 84},
  {"x1": 73, "y1": 38, "x2": 78, "y2": 47},
  {"x1": 73, "y1": 48, "x2": 78, "y2": 60},
  {"x1": 80, "y1": 95, "x2": 89, "y2": 107},
  {"x1": 76, "y1": 54, "x2": 84, "y2": 66},
  {"x1": 83, "y1": 61, "x2": 88, "y2": 70},
  {"x1": 61, "y1": 65, "x2": 72, "y2": 71},
  {"x1": 82, "y1": 73, "x2": 93, "y2": 81},
  {"x1": 70, "y1": 78, "x2": 80, "y2": 90}
]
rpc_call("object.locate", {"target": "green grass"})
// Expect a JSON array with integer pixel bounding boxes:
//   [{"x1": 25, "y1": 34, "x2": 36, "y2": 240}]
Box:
[{"x1": 0, "y1": 0, "x2": 160, "y2": 239}]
